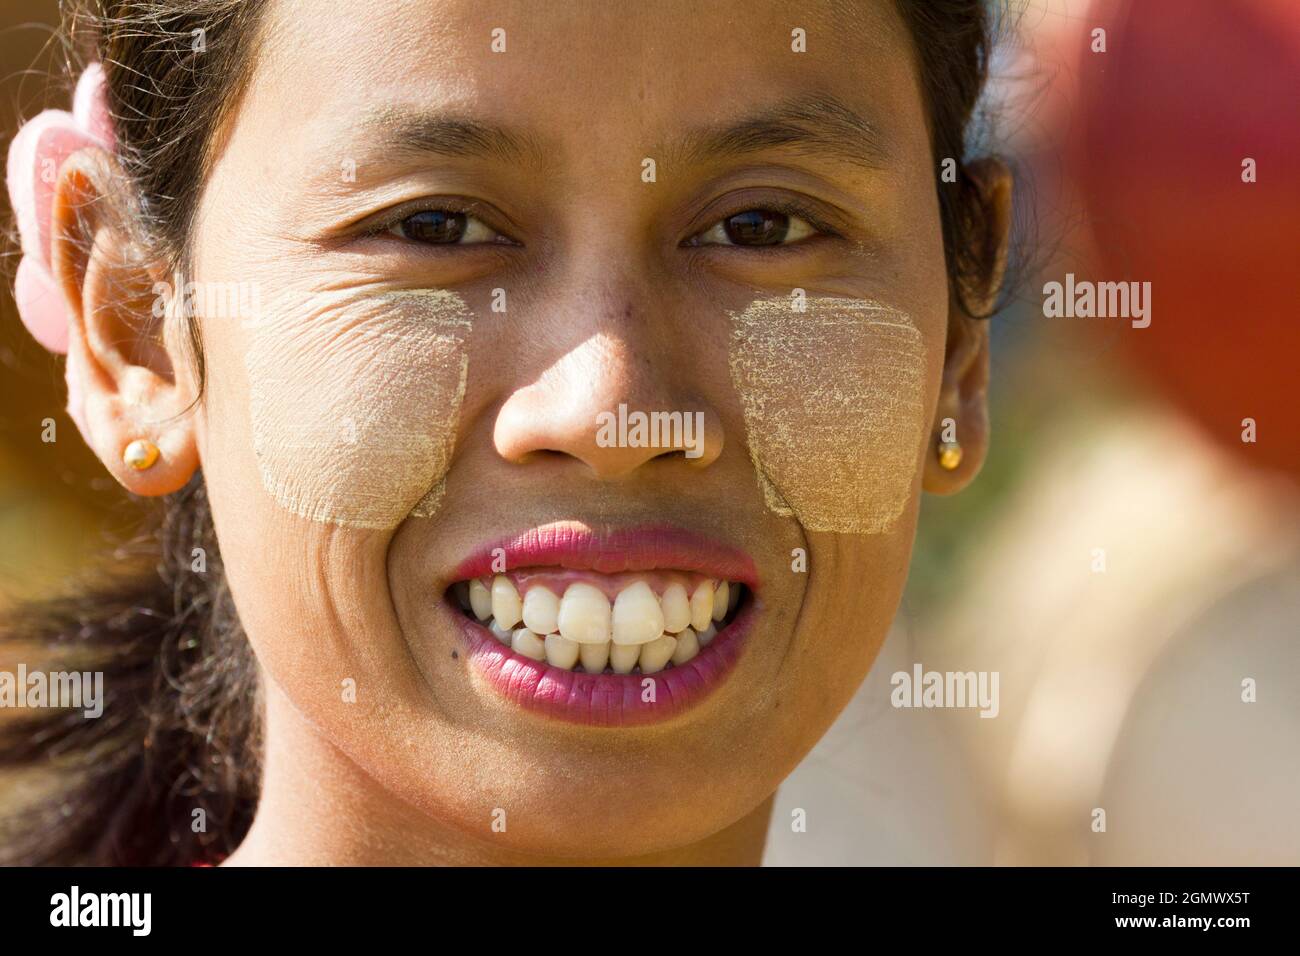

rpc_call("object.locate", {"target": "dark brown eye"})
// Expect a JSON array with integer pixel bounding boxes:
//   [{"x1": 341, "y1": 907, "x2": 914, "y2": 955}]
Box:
[
  {"x1": 397, "y1": 209, "x2": 468, "y2": 244},
  {"x1": 689, "y1": 207, "x2": 816, "y2": 247},
  {"x1": 723, "y1": 209, "x2": 790, "y2": 246}
]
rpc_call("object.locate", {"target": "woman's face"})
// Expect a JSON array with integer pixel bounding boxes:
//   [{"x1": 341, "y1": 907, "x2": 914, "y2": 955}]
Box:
[{"x1": 187, "y1": 0, "x2": 962, "y2": 858}]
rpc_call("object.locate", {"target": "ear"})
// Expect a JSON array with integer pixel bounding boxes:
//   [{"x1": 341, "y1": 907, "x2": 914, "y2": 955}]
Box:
[
  {"x1": 49, "y1": 149, "x2": 199, "y2": 496},
  {"x1": 923, "y1": 157, "x2": 1012, "y2": 495}
]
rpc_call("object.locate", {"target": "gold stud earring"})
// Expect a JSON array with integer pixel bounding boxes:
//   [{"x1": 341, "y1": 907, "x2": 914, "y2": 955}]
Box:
[
  {"x1": 936, "y1": 439, "x2": 963, "y2": 471},
  {"x1": 123, "y1": 438, "x2": 160, "y2": 471}
]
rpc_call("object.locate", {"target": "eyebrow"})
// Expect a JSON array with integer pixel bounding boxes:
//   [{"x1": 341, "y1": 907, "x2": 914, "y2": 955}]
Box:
[
  {"x1": 350, "y1": 93, "x2": 888, "y2": 173},
  {"x1": 357, "y1": 107, "x2": 546, "y2": 166},
  {"x1": 668, "y1": 93, "x2": 892, "y2": 172}
]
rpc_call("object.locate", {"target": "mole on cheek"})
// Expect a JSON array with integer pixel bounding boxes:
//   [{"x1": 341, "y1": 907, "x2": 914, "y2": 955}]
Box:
[
  {"x1": 246, "y1": 288, "x2": 472, "y2": 529},
  {"x1": 728, "y1": 297, "x2": 928, "y2": 534}
]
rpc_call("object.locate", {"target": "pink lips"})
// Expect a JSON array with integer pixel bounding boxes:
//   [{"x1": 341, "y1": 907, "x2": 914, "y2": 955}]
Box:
[
  {"x1": 448, "y1": 523, "x2": 759, "y2": 726},
  {"x1": 451, "y1": 523, "x2": 760, "y2": 587}
]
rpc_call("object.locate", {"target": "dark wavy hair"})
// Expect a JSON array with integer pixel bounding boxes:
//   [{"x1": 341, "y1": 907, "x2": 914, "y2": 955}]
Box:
[{"x1": 1, "y1": 0, "x2": 1008, "y2": 865}]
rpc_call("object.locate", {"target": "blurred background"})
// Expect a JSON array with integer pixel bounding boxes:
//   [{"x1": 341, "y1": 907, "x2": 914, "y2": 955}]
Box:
[{"x1": 2, "y1": 0, "x2": 1297, "y2": 865}]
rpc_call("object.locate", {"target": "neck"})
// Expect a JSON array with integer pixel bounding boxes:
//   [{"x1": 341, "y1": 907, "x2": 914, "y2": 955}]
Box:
[{"x1": 223, "y1": 677, "x2": 773, "y2": 867}]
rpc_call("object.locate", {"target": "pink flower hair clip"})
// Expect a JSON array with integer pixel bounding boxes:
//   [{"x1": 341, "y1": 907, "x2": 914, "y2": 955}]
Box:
[{"x1": 6, "y1": 63, "x2": 115, "y2": 434}]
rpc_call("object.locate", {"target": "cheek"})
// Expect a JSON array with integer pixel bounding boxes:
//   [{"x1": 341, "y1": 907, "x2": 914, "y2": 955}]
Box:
[
  {"x1": 728, "y1": 297, "x2": 930, "y2": 534},
  {"x1": 245, "y1": 289, "x2": 472, "y2": 528}
]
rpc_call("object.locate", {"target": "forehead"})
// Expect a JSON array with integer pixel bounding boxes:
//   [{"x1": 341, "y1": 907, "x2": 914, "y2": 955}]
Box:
[{"x1": 248, "y1": 0, "x2": 924, "y2": 166}]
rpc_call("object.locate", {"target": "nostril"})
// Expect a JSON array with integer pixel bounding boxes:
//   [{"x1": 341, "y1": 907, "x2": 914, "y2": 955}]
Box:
[
  {"x1": 651, "y1": 448, "x2": 686, "y2": 462},
  {"x1": 507, "y1": 448, "x2": 575, "y2": 466}
]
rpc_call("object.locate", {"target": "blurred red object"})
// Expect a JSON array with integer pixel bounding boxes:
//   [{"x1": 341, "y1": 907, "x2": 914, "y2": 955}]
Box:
[{"x1": 1069, "y1": 0, "x2": 1300, "y2": 479}]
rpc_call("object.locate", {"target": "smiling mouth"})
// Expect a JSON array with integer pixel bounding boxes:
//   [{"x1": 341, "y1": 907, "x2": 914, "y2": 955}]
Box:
[
  {"x1": 439, "y1": 523, "x2": 759, "y2": 725},
  {"x1": 449, "y1": 572, "x2": 748, "y2": 675}
]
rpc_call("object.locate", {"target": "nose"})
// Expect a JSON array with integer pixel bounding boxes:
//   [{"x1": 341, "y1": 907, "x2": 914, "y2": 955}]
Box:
[{"x1": 493, "y1": 298, "x2": 724, "y2": 480}]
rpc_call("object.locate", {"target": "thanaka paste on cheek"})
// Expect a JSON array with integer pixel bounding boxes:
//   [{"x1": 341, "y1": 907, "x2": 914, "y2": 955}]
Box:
[
  {"x1": 728, "y1": 297, "x2": 927, "y2": 534},
  {"x1": 246, "y1": 288, "x2": 471, "y2": 529}
]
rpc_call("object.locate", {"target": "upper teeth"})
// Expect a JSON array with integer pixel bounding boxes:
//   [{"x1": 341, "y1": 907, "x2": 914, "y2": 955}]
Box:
[
  {"x1": 557, "y1": 582, "x2": 613, "y2": 645},
  {"x1": 611, "y1": 581, "x2": 664, "y2": 646},
  {"x1": 458, "y1": 575, "x2": 741, "y2": 673}
]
